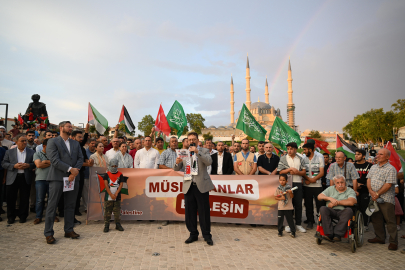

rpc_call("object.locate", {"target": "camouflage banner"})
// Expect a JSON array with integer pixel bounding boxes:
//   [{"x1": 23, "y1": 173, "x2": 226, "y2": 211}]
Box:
[{"x1": 87, "y1": 167, "x2": 292, "y2": 225}]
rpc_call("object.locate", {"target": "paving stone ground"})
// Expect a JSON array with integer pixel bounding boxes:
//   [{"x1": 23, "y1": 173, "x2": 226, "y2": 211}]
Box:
[{"x1": 0, "y1": 210, "x2": 404, "y2": 270}]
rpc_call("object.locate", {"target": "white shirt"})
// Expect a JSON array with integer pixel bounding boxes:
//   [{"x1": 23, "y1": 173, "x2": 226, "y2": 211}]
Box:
[
  {"x1": 134, "y1": 147, "x2": 160, "y2": 169},
  {"x1": 17, "y1": 148, "x2": 26, "y2": 173},
  {"x1": 217, "y1": 152, "x2": 224, "y2": 175},
  {"x1": 286, "y1": 154, "x2": 302, "y2": 183},
  {"x1": 105, "y1": 148, "x2": 120, "y2": 161},
  {"x1": 207, "y1": 149, "x2": 218, "y2": 174}
]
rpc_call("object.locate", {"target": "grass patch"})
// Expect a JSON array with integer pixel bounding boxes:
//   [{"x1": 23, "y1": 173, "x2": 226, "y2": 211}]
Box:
[{"x1": 396, "y1": 150, "x2": 405, "y2": 159}]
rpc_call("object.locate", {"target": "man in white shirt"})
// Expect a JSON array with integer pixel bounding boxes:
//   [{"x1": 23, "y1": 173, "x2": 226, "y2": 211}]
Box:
[
  {"x1": 277, "y1": 142, "x2": 307, "y2": 233},
  {"x1": 134, "y1": 136, "x2": 160, "y2": 169},
  {"x1": 105, "y1": 138, "x2": 120, "y2": 161}
]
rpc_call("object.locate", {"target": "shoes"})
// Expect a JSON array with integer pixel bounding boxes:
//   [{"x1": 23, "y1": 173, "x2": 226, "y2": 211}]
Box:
[
  {"x1": 162, "y1": 221, "x2": 169, "y2": 226},
  {"x1": 104, "y1": 225, "x2": 109, "y2": 233},
  {"x1": 401, "y1": 249, "x2": 405, "y2": 254},
  {"x1": 19, "y1": 217, "x2": 27, "y2": 223},
  {"x1": 185, "y1": 236, "x2": 198, "y2": 244},
  {"x1": 30, "y1": 207, "x2": 35, "y2": 213},
  {"x1": 54, "y1": 217, "x2": 59, "y2": 222},
  {"x1": 397, "y1": 225, "x2": 401, "y2": 231},
  {"x1": 33, "y1": 218, "x2": 42, "y2": 225},
  {"x1": 205, "y1": 239, "x2": 214, "y2": 246},
  {"x1": 7, "y1": 218, "x2": 15, "y2": 224},
  {"x1": 388, "y1": 243, "x2": 398, "y2": 250},
  {"x1": 307, "y1": 222, "x2": 313, "y2": 230},
  {"x1": 64, "y1": 231, "x2": 80, "y2": 239},
  {"x1": 333, "y1": 236, "x2": 341, "y2": 242},
  {"x1": 368, "y1": 238, "x2": 385, "y2": 244},
  {"x1": 285, "y1": 226, "x2": 291, "y2": 233},
  {"x1": 75, "y1": 211, "x2": 82, "y2": 216},
  {"x1": 278, "y1": 232, "x2": 283, "y2": 237},
  {"x1": 296, "y1": 225, "x2": 307, "y2": 233},
  {"x1": 115, "y1": 223, "x2": 124, "y2": 231},
  {"x1": 323, "y1": 234, "x2": 333, "y2": 241},
  {"x1": 74, "y1": 218, "x2": 81, "y2": 225},
  {"x1": 58, "y1": 212, "x2": 64, "y2": 217},
  {"x1": 303, "y1": 220, "x2": 308, "y2": 224},
  {"x1": 46, "y1": 235, "x2": 56, "y2": 244},
  {"x1": 291, "y1": 232, "x2": 296, "y2": 238}
]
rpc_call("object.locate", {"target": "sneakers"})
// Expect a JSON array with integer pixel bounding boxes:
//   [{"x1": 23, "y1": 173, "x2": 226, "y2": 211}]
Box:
[
  {"x1": 285, "y1": 226, "x2": 291, "y2": 233},
  {"x1": 296, "y1": 225, "x2": 307, "y2": 233}
]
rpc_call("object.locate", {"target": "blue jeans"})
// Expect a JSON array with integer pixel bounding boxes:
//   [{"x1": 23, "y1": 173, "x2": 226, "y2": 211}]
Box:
[{"x1": 35, "y1": 180, "x2": 49, "y2": 219}]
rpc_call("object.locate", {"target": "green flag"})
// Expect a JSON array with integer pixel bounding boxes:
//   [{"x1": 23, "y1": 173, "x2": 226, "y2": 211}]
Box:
[
  {"x1": 167, "y1": 100, "x2": 187, "y2": 138},
  {"x1": 269, "y1": 116, "x2": 301, "y2": 151},
  {"x1": 236, "y1": 104, "x2": 267, "y2": 141}
]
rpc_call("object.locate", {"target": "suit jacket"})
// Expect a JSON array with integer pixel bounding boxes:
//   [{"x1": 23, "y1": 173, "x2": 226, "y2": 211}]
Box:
[
  {"x1": 174, "y1": 147, "x2": 215, "y2": 194},
  {"x1": 46, "y1": 136, "x2": 84, "y2": 181},
  {"x1": 211, "y1": 152, "x2": 233, "y2": 175},
  {"x1": 1, "y1": 147, "x2": 36, "y2": 185}
]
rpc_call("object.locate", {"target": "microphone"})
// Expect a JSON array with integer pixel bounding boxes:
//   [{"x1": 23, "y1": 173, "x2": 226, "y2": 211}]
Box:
[{"x1": 190, "y1": 143, "x2": 196, "y2": 155}]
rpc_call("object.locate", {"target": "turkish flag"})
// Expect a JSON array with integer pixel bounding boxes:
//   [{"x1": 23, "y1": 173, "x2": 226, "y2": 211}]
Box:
[
  {"x1": 18, "y1": 114, "x2": 24, "y2": 125},
  {"x1": 305, "y1": 137, "x2": 330, "y2": 154},
  {"x1": 155, "y1": 104, "x2": 171, "y2": 136},
  {"x1": 384, "y1": 141, "x2": 402, "y2": 172}
]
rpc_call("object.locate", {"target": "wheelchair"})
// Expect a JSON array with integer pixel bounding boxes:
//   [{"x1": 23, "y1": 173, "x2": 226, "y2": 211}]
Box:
[{"x1": 314, "y1": 205, "x2": 364, "y2": 253}]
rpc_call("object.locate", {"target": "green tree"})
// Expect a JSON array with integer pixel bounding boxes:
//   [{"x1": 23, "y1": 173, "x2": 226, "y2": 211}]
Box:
[
  {"x1": 138, "y1": 115, "x2": 155, "y2": 136},
  {"x1": 392, "y1": 99, "x2": 405, "y2": 128},
  {"x1": 89, "y1": 124, "x2": 96, "y2": 133},
  {"x1": 186, "y1": 113, "x2": 206, "y2": 134},
  {"x1": 103, "y1": 127, "x2": 111, "y2": 137},
  {"x1": 170, "y1": 126, "x2": 189, "y2": 136},
  {"x1": 308, "y1": 130, "x2": 323, "y2": 140},
  {"x1": 202, "y1": 132, "x2": 213, "y2": 141},
  {"x1": 391, "y1": 99, "x2": 405, "y2": 112}
]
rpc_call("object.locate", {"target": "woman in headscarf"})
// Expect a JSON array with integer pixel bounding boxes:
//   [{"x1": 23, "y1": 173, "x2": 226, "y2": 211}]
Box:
[
  {"x1": 90, "y1": 142, "x2": 109, "y2": 169},
  {"x1": 113, "y1": 142, "x2": 134, "y2": 168}
]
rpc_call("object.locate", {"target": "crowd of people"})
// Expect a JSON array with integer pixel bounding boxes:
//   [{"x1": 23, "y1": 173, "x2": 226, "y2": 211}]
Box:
[{"x1": 0, "y1": 122, "x2": 404, "y2": 252}]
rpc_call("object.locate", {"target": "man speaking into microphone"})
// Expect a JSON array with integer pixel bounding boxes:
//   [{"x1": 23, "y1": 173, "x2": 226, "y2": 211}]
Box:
[{"x1": 174, "y1": 132, "x2": 215, "y2": 245}]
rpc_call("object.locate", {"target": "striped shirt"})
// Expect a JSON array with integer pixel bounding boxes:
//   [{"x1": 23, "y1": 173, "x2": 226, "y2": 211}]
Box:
[{"x1": 159, "y1": 148, "x2": 177, "y2": 169}]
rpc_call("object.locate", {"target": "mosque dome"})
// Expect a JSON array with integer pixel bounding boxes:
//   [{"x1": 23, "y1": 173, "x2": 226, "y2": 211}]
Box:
[
  {"x1": 226, "y1": 126, "x2": 234, "y2": 129},
  {"x1": 218, "y1": 126, "x2": 225, "y2": 129},
  {"x1": 208, "y1": 125, "x2": 216, "y2": 129},
  {"x1": 250, "y1": 102, "x2": 271, "y2": 110}
]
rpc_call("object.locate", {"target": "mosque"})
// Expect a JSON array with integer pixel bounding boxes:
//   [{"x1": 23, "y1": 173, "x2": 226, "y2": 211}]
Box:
[{"x1": 201, "y1": 56, "x2": 296, "y2": 139}]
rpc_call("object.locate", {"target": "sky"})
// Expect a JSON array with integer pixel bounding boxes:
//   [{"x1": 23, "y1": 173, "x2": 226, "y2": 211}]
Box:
[{"x1": 1, "y1": 0, "x2": 404, "y2": 135}]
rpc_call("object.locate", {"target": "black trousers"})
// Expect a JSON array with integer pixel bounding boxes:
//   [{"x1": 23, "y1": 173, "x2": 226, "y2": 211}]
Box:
[
  {"x1": 357, "y1": 188, "x2": 370, "y2": 226},
  {"x1": 184, "y1": 183, "x2": 211, "y2": 240},
  {"x1": 75, "y1": 174, "x2": 84, "y2": 213},
  {"x1": 278, "y1": 210, "x2": 295, "y2": 233},
  {"x1": 292, "y1": 182, "x2": 303, "y2": 226},
  {"x1": 320, "y1": 206, "x2": 353, "y2": 237},
  {"x1": 6, "y1": 174, "x2": 30, "y2": 220},
  {"x1": 303, "y1": 186, "x2": 324, "y2": 223},
  {"x1": 58, "y1": 192, "x2": 64, "y2": 214}
]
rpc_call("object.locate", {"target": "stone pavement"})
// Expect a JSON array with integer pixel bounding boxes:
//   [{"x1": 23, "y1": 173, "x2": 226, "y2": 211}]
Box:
[{"x1": 0, "y1": 213, "x2": 404, "y2": 270}]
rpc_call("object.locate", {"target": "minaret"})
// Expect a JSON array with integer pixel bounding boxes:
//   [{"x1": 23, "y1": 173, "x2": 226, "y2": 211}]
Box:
[
  {"x1": 265, "y1": 76, "x2": 269, "y2": 104},
  {"x1": 230, "y1": 76, "x2": 235, "y2": 124},
  {"x1": 287, "y1": 59, "x2": 295, "y2": 130},
  {"x1": 245, "y1": 54, "x2": 251, "y2": 110}
]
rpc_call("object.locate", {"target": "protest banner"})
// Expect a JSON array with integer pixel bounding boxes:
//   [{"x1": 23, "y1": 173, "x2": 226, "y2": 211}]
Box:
[{"x1": 87, "y1": 167, "x2": 291, "y2": 225}]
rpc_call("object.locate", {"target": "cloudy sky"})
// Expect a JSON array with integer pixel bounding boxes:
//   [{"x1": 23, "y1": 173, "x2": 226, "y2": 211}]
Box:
[{"x1": 1, "y1": 0, "x2": 404, "y2": 134}]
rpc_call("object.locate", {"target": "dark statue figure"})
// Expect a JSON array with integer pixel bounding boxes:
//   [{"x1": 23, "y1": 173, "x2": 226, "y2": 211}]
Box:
[{"x1": 23, "y1": 94, "x2": 49, "y2": 124}]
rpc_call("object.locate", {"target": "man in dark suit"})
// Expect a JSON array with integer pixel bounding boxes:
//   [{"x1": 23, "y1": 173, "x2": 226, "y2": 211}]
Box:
[
  {"x1": 44, "y1": 121, "x2": 83, "y2": 244},
  {"x1": 1, "y1": 134, "x2": 36, "y2": 224},
  {"x1": 174, "y1": 132, "x2": 215, "y2": 245},
  {"x1": 211, "y1": 141, "x2": 233, "y2": 175}
]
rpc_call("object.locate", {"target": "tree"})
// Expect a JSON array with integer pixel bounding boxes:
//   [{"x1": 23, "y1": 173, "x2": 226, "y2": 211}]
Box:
[
  {"x1": 202, "y1": 132, "x2": 213, "y2": 141},
  {"x1": 138, "y1": 115, "x2": 155, "y2": 136},
  {"x1": 170, "y1": 126, "x2": 189, "y2": 136},
  {"x1": 89, "y1": 124, "x2": 96, "y2": 133},
  {"x1": 391, "y1": 99, "x2": 405, "y2": 112},
  {"x1": 103, "y1": 127, "x2": 111, "y2": 137},
  {"x1": 186, "y1": 113, "x2": 206, "y2": 134},
  {"x1": 308, "y1": 130, "x2": 323, "y2": 140}
]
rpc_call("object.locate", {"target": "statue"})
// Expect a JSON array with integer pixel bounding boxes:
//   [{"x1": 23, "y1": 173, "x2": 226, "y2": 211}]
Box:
[{"x1": 23, "y1": 94, "x2": 49, "y2": 124}]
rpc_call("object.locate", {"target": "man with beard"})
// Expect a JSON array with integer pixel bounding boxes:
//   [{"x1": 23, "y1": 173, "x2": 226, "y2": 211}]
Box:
[
  {"x1": 44, "y1": 121, "x2": 83, "y2": 244},
  {"x1": 302, "y1": 143, "x2": 325, "y2": 230},
  {"x1": 25, "y1": 130, "x2": 37, "y2": 151},
  {"x1": 234, "y1": 139, "x2": 257, "y2": 176},
  {"x1": 211, "y1": 141, "x2": 233, "y2": 175},
  {"x1": 353, "y1": 149, "x2": 372, "y2": 230},
  {"x1": 257, "y1": 143, "x2": 279, "y2": 175}
]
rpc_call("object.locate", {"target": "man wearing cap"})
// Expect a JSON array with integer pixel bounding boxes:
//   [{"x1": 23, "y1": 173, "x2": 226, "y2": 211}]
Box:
[{"x1": 367, "y1": 148, "x2": 398, "y2": 250}]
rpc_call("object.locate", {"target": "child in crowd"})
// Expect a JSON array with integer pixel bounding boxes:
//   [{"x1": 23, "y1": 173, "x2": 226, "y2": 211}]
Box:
[
  {"x1": 98, "y1": 159, "x2": 128, "y2": 233},
  {"x1": 275, "y1": 174, "x2": 296, "y2": 238}
]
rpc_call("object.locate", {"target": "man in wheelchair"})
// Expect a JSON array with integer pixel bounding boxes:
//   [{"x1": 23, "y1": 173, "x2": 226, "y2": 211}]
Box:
[{"x1": 317, "y1": 175, "x2": 357, "y2": 241}]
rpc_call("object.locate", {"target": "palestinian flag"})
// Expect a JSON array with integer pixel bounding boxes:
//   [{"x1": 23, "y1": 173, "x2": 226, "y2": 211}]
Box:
[
  {"x1": 336, "y1": 134, "x2": 356, "y2": 160},
  {"x1": 88, "y1": 102, "x2": 109, "y2": 135},
  {"x1": 119, "y1": 105, "x2": 135, "y2": 134},
  {"x1": 97, "y1": 172, "x2": 129, "y2": 195},
  {"x1": 39, "y1": 116, "x2": 49, "y2": 124}
]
